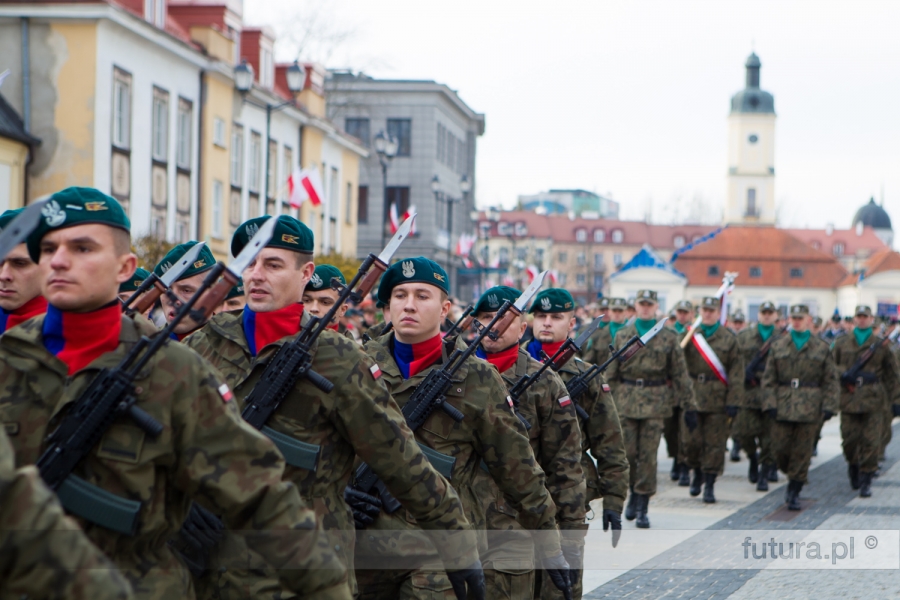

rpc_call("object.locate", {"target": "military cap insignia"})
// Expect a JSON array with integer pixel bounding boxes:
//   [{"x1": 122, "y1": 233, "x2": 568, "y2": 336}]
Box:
[
  {"x1": 84, "y1": 201, "x2": 108, "y2": 211},
  {"x1": 541, "y1": 296, "x2": 552, "y2": 311},
  {"x1": 193, "y1": 259, "x2": 206, "y2": 269},
  {"x1": 245, "y1": 222, "x2": 260, "y2": 238},
  {"x1": 402, "y1": 260, "x2": 415, "y2": 278},
  {"x1": 282, "y1": 233, "x2": 299, "y2": 244},
  {"x1": 160, "y1": 261, "x2": 173, "y2": 273},
  {"x1": 433, "y1": 272, "x2": 446, "y2": 282},
  {"x1": 488, "y1": 293, "x2": 499, "y2": 309},
  {"x1": 310, "y1": 272, "x2": 323, "y2": 288},
  {"x1": 42, "y1": 200, "x2": 66, "y2": 227},
  {"x1": 134, "y1": 279, "x2": 144, "y2": 287},
  {"x1": 564, "y1": 302, "x2": 572, "y2": 309}
]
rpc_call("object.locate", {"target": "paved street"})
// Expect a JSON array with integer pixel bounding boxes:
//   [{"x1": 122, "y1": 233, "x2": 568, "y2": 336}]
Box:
[{"x1": 582, "y1": 419, "x2": 900, "y2": 598}]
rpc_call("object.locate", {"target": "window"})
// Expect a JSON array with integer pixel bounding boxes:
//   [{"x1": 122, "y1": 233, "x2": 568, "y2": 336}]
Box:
[
  {"x1": 266, "y1": 140, "x2": 277, "y2": 198},
  {"x1": 514, "y1": 222, "x2": 528, "y2": 237},
  {"x1": 611, "y1": 229, "x2": 624, "y2": 244},
  {"x1": 387, "y1": 119, "x2": 411, "y2": 156},
  {"x1": 213, "y1": 117, "x2": 226, "y2": 147},
  {"x1": 151, "y1": 87, "x2": 168, "y2": 161},
  {"x1": 577, "y1": 252, "x2": 586, "y2": 266},
  {"x1": 833, "y1": 242, "x2": 845, "y2": 257},
  {"x1": 437, "y1": 123, "x2": 445, "y2": 163},
  {"x1": 212, "y1": 180, "x2": 223, "y2": 238},
  {"x1": 790, "y1": 268, "x2": 804, "y2": 278},
  {"x1": 112, "y1": 69, "x2": 131, "y2": 148},
  {"x1": 499, "y1": 247, "x2": 510, "y2": 264},
  {"x1": 229, "y1": 189, "x2": 241, "y2": 226},
  {"x1": 576, "y1": 273, "x2": 586, "y2": 287},
  {"x1": 558, "y1": 252, "x2": 568, "y2": 264},
  {"x1": 613, "y1": 253, "x2": 622, "y2": 267},
  {"x1": 144, "y1": 0, "x2": 165, "y2": 27},
  {"x1": 749, "y1": 266, "x2": 762, "y2": 278},
  {"x1": 516, "y1": 247, "x2": 527, "y2": 262},
  {"x1": 575, "y1": 229, "x2": 587, "y2": 242},
  {"x1": 230, "y1": 125, "x2": 243, "y2": 187},
  {"x1": 330, "y1": 166, "x2": 340, "y2": 216},
  {"x1": 345, "y1": 118, "x2": 370, "y2": 147},
  {"x1": 674, "y1": 235, "x2": 686, "y2": 248},
  {"x1": 746, "y1": 188, "x2": 757, "y2": 217},
  {"x1": 497, "y1": 222, "x2": 512, "y2": 236},
  {"x1": 535, "y1": 248, "x2": 545, "y2": 266},
  {"x1": 283, "y1": 147, "x2": 293, "y2": 185},
  {"x1": 248, "y1": 132, "x2": 261, "y2": 192},
  {"x1": 594, "y1": 253, "x2": 603, "y2": 269},
  {"x1": 558, "y1": 273, "x2": 567, "y2": 286},
  {"x1": 357, "y1": 185, "x2": 368, "y2": 223},
  {"x1": 259, "y1": 47, "x2": 273, "y2": 89},
  {"x1": 345, "y1": 182, "x2": 353, "y2": 225},
  {"x1": 593, "y1": 274, "x2": 603, "y2": 290},
  {"x1": 384, "y1": 187, "x2": 410, "y2": 237},
  {"x1": 708, "y1": 265, "x2": 719, "y2": 276},
  {"x1": 593, "y1": 229, "x2": 605, "y2": 243},
  {"x1": 176, "y1": 98, "x2": 192, "y2": 169}
]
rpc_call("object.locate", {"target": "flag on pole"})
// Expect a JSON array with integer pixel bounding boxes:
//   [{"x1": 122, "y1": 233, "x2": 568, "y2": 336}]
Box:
[
  {"x1": 548, "y1": 270, "x2": 559, "y2": 285},
  {"x1": 526, "y1": 264, "x2": 539, "y2": 284},
  {"x1": 287, "y1": 166, "x2": 323, "y2": 208},
  {"x1": 404, "y1": 205, "x2": 417, "y2": 235},
  {"x1": 389, "y1": 202, "x2": 400, "y2": 233}
]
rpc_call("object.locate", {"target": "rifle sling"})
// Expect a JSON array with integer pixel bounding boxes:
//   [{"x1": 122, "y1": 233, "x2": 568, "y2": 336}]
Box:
[
  {"x1": 57, "y1": 474, "x2": 141, "y2": 536},
  {"x1": 261, "y1": 426, "x2": 321, "y2": 472}
]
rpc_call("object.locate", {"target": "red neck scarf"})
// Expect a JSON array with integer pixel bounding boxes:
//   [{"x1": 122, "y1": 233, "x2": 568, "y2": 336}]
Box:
[
  {"x1": 393, "y1": 333, "x2": 444, "y2": 379},
  {"x1": 481, "y1": 343, "x2": 520, "y2": 374},
  {"x1": 42, "y1": 301, "x2": 122, "y2": 375},
  {"x1": 0, "y1": 294, "x2": 47, "y2": 333},
  {"x1": 242, "y1": 303, "x2": 304, "y2": 356},
  {"x1": 541, "y1": 339, "x2": 565, "y2": 359},
  {"x1": 327, "y1": 322, "x2": 339, "y2": 332}
]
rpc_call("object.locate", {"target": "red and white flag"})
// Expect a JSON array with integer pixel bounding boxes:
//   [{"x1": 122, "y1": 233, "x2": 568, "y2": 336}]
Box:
[
  {"x1": 692, "y1": 333, "x2": 728, "y2": 384},
  {"x1": 526, "y1": 265, "x2": 539, "y2": 284},
  {"x1": 287, "y1": 166, "x2": 323, "y2": 208},
  {"x1": 548, "y1": 270, "x2": 559, "y2": 285},
  {"x1": 404, "y1": 205, "x2": 417, "y2": 235},
  {"x1": 389, "y1": 202, "x2": 400, "y2": 233}
]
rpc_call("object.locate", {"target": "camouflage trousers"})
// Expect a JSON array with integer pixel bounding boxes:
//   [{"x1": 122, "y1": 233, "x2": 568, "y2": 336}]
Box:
[
  {"x1": 582, "y1": 450, "x2": 602, "y2": 510},
  {"x1": 734, "y1": 408, "x2": 773, "y2": 466},
  {"x1": 535, "y1": 567, "x2": 583, "y2": 600},
  {"x1": 680, "y1": 411, "x2": 729, "y2": 475},
  {"x1": 481, "y1": 567, "x2": 534, "y2": 599},
  {"x1": 881, "y1": 403, "x2": 893, "y2": 458},
  {"x1": 663, "y1": 407, "x2": 684, "y2": 462},
  {"x1": 356, "y1": 566, "x2": 455, "y2": 600},
  {"x1": 841, "y1": 410, "x2": 884, "y2": 473},
  {"x1": 771, "y1": 421, "x2": 819, "y2": 483},
  {"x1": 622, "y1": 417, "x2": 665, "y2": 496}
]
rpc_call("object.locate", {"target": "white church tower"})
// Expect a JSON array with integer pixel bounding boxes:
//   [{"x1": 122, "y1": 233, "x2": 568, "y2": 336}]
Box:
[{"x1": 725, "y1": 53, "x2": 776, "y2": 225}]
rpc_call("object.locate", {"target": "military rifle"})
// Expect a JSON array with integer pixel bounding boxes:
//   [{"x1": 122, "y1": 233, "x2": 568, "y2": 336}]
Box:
[
  {"x1": 444, "y1": 305, "x2": 474, "y2": 338},
  {"x1": 840, "y1": 326, "x2": 900, "y2": 393},
  {"x1": 744, "y1": 325, "x2": 788, "y2": 387},
  {"x1": 120, "y1": 241, "x2": 207, "y2": 315}
]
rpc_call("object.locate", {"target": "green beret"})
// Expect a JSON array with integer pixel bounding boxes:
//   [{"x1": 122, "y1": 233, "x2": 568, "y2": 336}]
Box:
[
  {"x1": 231, "y1": 215, "x2": 314, "y2": 257},
  {"x1": 375, "y1": 299, "x2": 386, "y2": 309},
  {"x1": 153, "y1": 241, "x2": 216, "y2": 281},
  {"x1": 530, "y1": 288, "x2": 575, "y2": 314},
  {"x1": 376, "y1": 257, "x2": 449, "y2": 305},
  {"x1": 119, "y1": 267, "x2": 152, "y2": 293},
  {"x1": 27, "y1": 187, "x2": 131, "y2": 262},
  {"x1": 0, "y1": 208, "x2": 24, "y2": 231},
  {"x1": 475, "y1": 285, "x2": 521, "y2": 314},
  {"x1": 306, "y1": 264, "x2": 345, "y2": 292},
  {"x1": 226, "y1": 278, "x2": 245, "y2": 300}
]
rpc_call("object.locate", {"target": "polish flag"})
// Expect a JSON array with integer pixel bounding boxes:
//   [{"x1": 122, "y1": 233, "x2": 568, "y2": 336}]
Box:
[
  {"x1": 548, "y1": 270, "x2": 559, "y2": 285},
  {"x1": 526, "y1": 265, "x2": 539, "y2": 284},
  {"x1": 404, "y1": 205, "x2": 417, "y2": 235},
  {"x1": 288, "y1": 167, "x2": 323, "y2": 208},
  {"x1": 389, "y1": 202, "x2": 400, "y2": 233}
]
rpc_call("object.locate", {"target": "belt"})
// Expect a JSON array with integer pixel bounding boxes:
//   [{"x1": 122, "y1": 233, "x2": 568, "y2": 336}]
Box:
[
  {"x1": 854, "y1": 372, "x2": 880, "y2": 387},
  {"x1": 778, "y1": 379, "x2": 820, "y2": 389},
  {"x1": 619, "y1": 377, "x2": 668, "y2": 388},
  {"x1": 690, "y1": 373, "x2": 722, "y2": 384}
]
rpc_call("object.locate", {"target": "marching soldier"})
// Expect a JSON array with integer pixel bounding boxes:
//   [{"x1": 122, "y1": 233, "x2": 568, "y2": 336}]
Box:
[
  {"x1": 820, "y1": 312, "x2": 846, "y2": 343},
  {"x1": 302, "y1": 264, "x2": 355, "y2": 338},
  {"x1": 525, "y1": 287, "x2": 629, "y2": 599},
  {"x1": 0, "y1": 187, "x2": 352, "y2": 598},
  {"x1": 729, "y1": 310, "x2": 746, "y2": 333},
  {"x1": 185, "y1": 222, "x2": 482, "y2": 599},
  {"x1": 681, "y1": 297, "x2": 743, "y2": 503},
  {"x1": 212, "y1": 278, "x2": 246, "y2": 315},
  {"x1": 605, "y1": 290, "x2": 697, "y2": 528},
  {"x1": 581, "y1": 298, "x2": 628, "y2": 367},
  {"x1": 735, "y1": 301, "x2": 780, "y2": 491},
  {"x1": 473, "y1": 285, "x2": 587, "y2": 599},
  {"x1": 666, "y1": 299, "x2": 693, "y2": 484},
  {"x1": 832, "y1": 305, "x2": 900, "y2": 497},
  {"x1": 117, "y1": 267, "x2": 151, "y2": 304},
  {"x1": 761, "y1": 304, "x2": 840, "y2": 510},
  {"x1": 579, "y1": 296, "x2": 609, "y2": 364},
  {"x1": 0, "y1": 208, "x2": 47, "y2": 333},
  {"x1": 357, "y1": 257, "x2": 571, "y2": 600},
  {"x1": 153, "y1": 241, "x2": 217, "y2": 338}
]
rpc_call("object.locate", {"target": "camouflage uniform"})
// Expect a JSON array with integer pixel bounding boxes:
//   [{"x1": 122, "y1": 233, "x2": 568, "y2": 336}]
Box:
[
  {"x1": 606, "y1": 325, "x2": 696, "y2": 497},
  {"x1": 681, "y1": 325, "x2": 743, "y2": 476},
  {"x1": 581, "y1": 324, "x2": 611, "y2": 367},
  {"x1": 832, "y1": 332, "x2": 900, "y2": 475},
  {"x1": 0, "y1": 427, "x2": 134, "y2": 600},
  {"x1": 472, "y1": 349, "x2": 585, "y2": 600},
  {"x1": 735, "y1": 325, "x2": 779, "y2": 471},
  {"x1": 663, "y1": 325, "x2": 690, "y2": 471},
  {"x1": 185, "y1": 310, "x2": 477, "y2": 598},
  {"x1": 0, "y1": 314, "x2": 350, "y2": 600},
  {"x1": 356, "y1": 333, "x2": 563, "y2": 599},
  {"x1": 761, "y1": 334, "x2": 839, "y2": 484}
]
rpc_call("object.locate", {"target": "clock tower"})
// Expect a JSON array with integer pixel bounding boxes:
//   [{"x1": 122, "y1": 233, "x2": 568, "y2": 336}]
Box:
[{"x1": 725, "y1": 53, "x2": 776, "y2": 225}]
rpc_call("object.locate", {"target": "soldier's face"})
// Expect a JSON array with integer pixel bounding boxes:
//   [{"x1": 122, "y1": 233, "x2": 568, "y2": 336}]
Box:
[
  {"x1": 476, "y1": 311, "x2": 528, "y2": 353},
  {"x1": 160, "y1": 271, "x2": 208, "y2": 334},
  {"x1": 635, "y1": 301, "x2": 656, "y2": 320},
  {"x1": 732, "y1": 321, "x2": 745, "y2": 331},
  {"x1": 0, "y1": 243, "x2": 42, "y2": 312},
  {"x1": 700, "y1": 306, "x2": 720, "y2": 325},
  {"x1": 213, "y1": 296, "x2": 246, "y2": 315},
  {"x1": 758, "y1": 310, "x2": 777, "y2": 326},
  {"x1": 390, "y1": 282, "x2": 450, "y2": 344},
  {"x1": 790, "y1": 315, "x2": 809, "y2": 332},
  {"x1": 39, "y1": 224, "x2": 136, "y2": 312},
  {"x1": 302, "y1": 289, "x2": 347, "y2": 324},
  {"x1": 244, "y1": 248, "x2": 314, "y2": 313},
  {"x1": 675, "y1": 309, "x2": 692, "y2": 325},
  {"x1": 854, "y1": 314, "x2": 874, "y2": 329},
  {"x1": 532, "y1": 311, "x2": 575, "y2": 343},
  {"x1": 610, "y1": 308, "x2": 626, "y2": 324}
]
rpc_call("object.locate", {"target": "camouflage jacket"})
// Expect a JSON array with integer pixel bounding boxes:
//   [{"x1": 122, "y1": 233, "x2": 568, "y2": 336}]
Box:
[
  {"x1": 761, "y1": 334, "x2": 839, "y2": 423},
  {"x1": 185, "y1": 310, "x2": 476, "y2": 570},
  {"x1": 832, "y1": 332, "x2": 900, "y2": 413},
  {"x1": 0, "y1": 314, "x2": 348, "y2": 599},
  {"x1": 682, "y1": 325, "x2": 743, "y2": 412},
  {"x1": 605, "y1": 325, "x2": 696, "y2": 419},
  {"x1": 580, "y1": 324, "x2": 612, "y2": 366},
  {"x1": 736, "y1": 325, "x2": 783, "y2": 409},
  {"x1": 555, "y1": 356, "x2": 629, "y2": 514},
  {"x1": 0, "y1": 427, "x2": 134, "y2": 600},
  {"x1": 360, "y1": 333, "x2": 562, "y2": 562}
]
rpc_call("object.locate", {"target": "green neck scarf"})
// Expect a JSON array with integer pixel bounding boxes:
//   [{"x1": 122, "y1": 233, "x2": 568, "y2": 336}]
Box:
[
  {"x1": 609, "y1": 321, "x2": 626, "y2": 342},
  {"x1": 635, "y1": 318, "x2": 656, "y2": 338},
  {"x1": 854, "y1": 327, "x2": 873, "y2": 346},
  {"x1": 598, "y1": 321, "x2": 608, "y2": 329},
  {"x1": 791, "y1": 329, "x2": 811, "y2": 350},
  {"x1": 700, "y1": 322, "x2": 719, "y2": 338},
  {"x1": 674, "y1": 321, "x2": 687, "y2": 334},
  {"x1": 758, "y1": 323, "x2": 775, "y2": 342}
]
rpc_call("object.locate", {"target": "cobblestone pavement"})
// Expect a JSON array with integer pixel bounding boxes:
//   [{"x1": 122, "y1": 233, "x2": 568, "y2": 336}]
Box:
[{"x1": 584, "y1": 421, "x2": 900, "y2": 599}]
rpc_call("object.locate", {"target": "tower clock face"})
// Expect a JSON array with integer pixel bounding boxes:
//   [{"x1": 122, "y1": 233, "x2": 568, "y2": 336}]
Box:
[{"x1": 748, "y1": 134, "x2": 759, "y2": 144}]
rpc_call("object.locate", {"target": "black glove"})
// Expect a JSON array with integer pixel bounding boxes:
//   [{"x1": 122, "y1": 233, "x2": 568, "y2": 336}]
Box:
[
  {"x1": 893, "y1": 404, "x2": 900, "y2": 418},
  {"x1": 344, "y1": 487, "x2": 382, "y2": 530},
  {"x1": 725, "y1": 405, "x2": 739, "y2": 418},
  {"x1": 447, "y1": 559, "x2": 486, "y2": 600},
  {"x1": 683, "y1": 410, "x2": 699, "y2": 433},
  {"x1": 840, "y1": 373, "x2": 855, "y2": 387},
  {"x1": 822, "y1": 410, "x2": 834, "y2": 421},
  {"x1": 542, "y1": 551, "x2": 573, "y2": 600},
  {"x1": 561, "y1": 544, "x2": 582, "y2": 586},
  {"x1": 765, "y1": 408, "x2": 777, "y2": 419},
  {"x1": 602, "y1": 508, "x2": 622, "y2": 548}
]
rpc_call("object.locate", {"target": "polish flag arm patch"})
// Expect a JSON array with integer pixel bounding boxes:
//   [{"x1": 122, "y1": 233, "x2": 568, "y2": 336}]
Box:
[
  {"x1": 506, "y1": 395, "x2": 515, "y2": 408},
  {"x1": 601, "y1": 383, "x2": 611, "y2": 393},
  {"x1": 558, "y1": 395, "x2": 572, "y2": 407},
  {"x1": 218, "y1": 383, "x2": 233, "y2": 403},
  {"x1": 370, "y1": 363, "x2": 383, "y2": 380}
]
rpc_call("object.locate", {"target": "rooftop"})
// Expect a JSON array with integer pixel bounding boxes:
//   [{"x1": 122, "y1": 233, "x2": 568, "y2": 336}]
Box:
[{"x1": 0, "y1": 92, "x2": 40, "y2": 147}]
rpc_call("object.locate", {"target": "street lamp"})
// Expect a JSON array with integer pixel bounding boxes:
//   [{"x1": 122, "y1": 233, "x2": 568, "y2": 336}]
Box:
[{"x1": 374, "y1": 130, "x2": 399, "y2": 247}]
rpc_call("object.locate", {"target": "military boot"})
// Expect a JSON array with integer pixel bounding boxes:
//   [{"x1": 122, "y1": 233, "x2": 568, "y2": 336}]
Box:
[
  {"x1": 756, "y1": 463, "x2": 769, "y2": 491},
  {"x1": 787, "y1": 480, "x2": 803, "y2": 511},
  {"x1": 702, "y1": 473, "x2": 716, "y2": 503},
  {"x1": 635, "y1": 494, "x2": 650, "y2": 529},
  {"x1": 625, "y1": 487, "x2": 637, "y2": 521},
  {"x1": 767, "y1": 465, "x2": 778, "y2": 482},
  {"x1": 848, "y1": 464, "x2": 860, "y2": 490},
  {"x1": 748, "y1": 451, "x2": 759, "y2": 484},
  {"x1": 859, "y1": 472, "x2": 873, "y2": 498},
  {"x1": 689, "y1": 468, "x2": 702, "y2": 497},
  {"x1": 730, "y1": 439, "x2": 742, "y2": 462},
  {"x1": 670, "y1": 459, "x2": 680, "y2": 481},
  {"x1": 678, "y1": 464, "x2": 691, "y2": 486}
]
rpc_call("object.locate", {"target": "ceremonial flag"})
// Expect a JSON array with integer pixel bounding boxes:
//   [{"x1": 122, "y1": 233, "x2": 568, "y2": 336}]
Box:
[
  {"x1": 389, "y1": 202, "x2": 400, "y2": 233},
  {"x1": 287, "y1": 167, "x2": 323, "y2": 208},
  {"x1": 692, "y1": 333, "x2": 728, "y2": 384},
  {"x1": 526, "y1": 264, "x2": 539, "y2": 284}
]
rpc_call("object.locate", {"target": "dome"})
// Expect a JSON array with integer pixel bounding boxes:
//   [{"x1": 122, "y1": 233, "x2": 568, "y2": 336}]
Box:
[
  {"x1": 852, "y1": 197, "x2": 892, "y2": 230},
  {"x1": 730, "y1": 52, "x2": 775, "y2": 115}
]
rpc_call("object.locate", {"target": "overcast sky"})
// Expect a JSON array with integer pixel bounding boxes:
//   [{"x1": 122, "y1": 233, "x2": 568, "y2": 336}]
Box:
[{"x1": 246, "y1": 0, "x2": 900, "y2": 229}]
